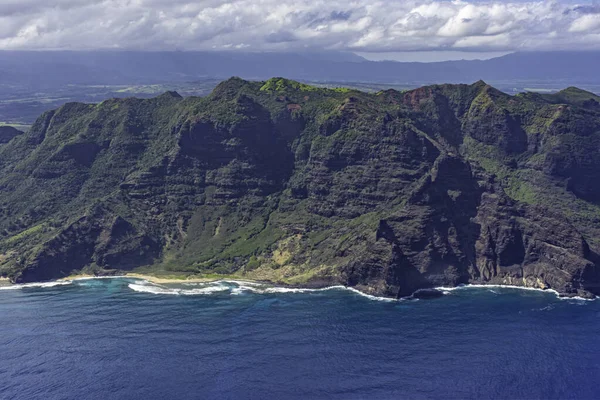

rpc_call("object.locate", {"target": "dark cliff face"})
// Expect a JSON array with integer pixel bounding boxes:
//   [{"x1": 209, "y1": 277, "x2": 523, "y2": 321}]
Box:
[
  {"x1": 1, "y1": 78, "x2": 600, "y2": 298},
  {"x1": 0, "y1": 126, "x2": 22, "y2": 144}
]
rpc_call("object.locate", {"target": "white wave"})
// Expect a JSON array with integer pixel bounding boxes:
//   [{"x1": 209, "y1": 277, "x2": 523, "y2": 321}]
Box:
[
  {"x1": 435, "y1": 283, "x2": 598, "y2": 301},
  {"x1": 230, "y1": 286, "x2": 245, "y2": 295},
  {"x1": 435, "y1": 284, "x2": 468, "y2": 292},
  {"x1": 259, "y1": 286, "x2": 327, "y2": 294},
  {"x1": 67, "y1": 277, "x2": 397, "y2": 301},
  {"x1": 242, "y1": 284, "x2": 396, "y2": 301},
  {"x1": 344, "y1": 287, "x2": 397, "y2": 302},
  {"x1": 230, "y1": 283, "x2": 267, "y2": 295},
  {"x1": 0, "y1": 275, "x2": 400, "y2": 302},
  {"x1": 182, "y1": 280, "x2": 264, "y2": 288},
  {"x1": 5, "y1": 276, "x2": 595, "y2": 303},
  {"x1": 128, "y1": 283, "x2": 175, "y2": 295},
  {"x1": 0, "y1": 276, "x2": 388, "y2": 301},
  {"x1": 0, "y1": 280, "x2": 73, "y2": 290},
  {"x1": 557, "y1": 295, "x2": 595, "y2": 302},
  {"x1": 72, "y1": 275, "x2": 130, "y2": 281},
  {"x1": 128, "y1": 282, "x2": 230, "y2": 296},
  {"x1": 180, "y1": 285, "x2": 231, "y2": 296},
  {"x1": 127, "y1": 279, "x2": 397, "y2": 301},
  {"x1": 436, "y1": 284, "x2": 559, "y2": 295}
]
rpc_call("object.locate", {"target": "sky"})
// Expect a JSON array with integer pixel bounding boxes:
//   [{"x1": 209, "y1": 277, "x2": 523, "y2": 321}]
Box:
[{"x1": 0, "y1": 0, "x2": 599, "y2": 61}]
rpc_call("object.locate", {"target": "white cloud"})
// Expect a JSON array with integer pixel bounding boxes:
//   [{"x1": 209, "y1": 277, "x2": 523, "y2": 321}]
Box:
[
  {"x1": 569, "y1": 14, "x2": 600, "y2": 32},
  {"x1": 0, "y1": 0, "x2": 598, "y2": 52}
]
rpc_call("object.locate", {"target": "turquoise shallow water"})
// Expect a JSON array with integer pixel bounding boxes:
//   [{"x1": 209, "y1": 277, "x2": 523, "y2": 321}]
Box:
[{"x1": 1, "y1": 278, "x2": 599, "y2": 400}]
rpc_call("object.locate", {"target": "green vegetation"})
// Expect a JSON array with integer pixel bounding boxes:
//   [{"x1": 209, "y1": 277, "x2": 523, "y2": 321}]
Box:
[
  {"x1": 540, "y1": 87, "x2": 600, "y2": 106},
  {"x1": 1, "y1": 77, "x2": 600, "y2": 297},
  {"x1": 260, "y1": 78, "x2": 321, "y2": 92},
  {"x1": 0, "y1": 122, "x2": 31, "y2": 131},
  {"x1": 3, "y1": 224, "x2": 45, "y2": 245}
]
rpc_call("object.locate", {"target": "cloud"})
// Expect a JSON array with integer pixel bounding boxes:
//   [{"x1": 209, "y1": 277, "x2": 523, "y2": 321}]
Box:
[
  {"x1": 569, "y1": 13, "x2": 600, "y2": 32},
  {"x1": 566, "y1": 5, "x2": 600, "y2": 15},
  {"x1": 265, "y1": 30, "x2": 298, "y2": 43},
  {"x1": 0, "y1": 0, "x2": 599, "y2": 52}
]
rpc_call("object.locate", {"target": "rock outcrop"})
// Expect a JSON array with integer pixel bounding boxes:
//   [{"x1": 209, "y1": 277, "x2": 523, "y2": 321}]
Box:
[
  {"x1": 0, "y1": 126, "x2": 22, "y2": 144},
  {"x1": 1, "y1": 78, "x2": 600, "y2": 298}
]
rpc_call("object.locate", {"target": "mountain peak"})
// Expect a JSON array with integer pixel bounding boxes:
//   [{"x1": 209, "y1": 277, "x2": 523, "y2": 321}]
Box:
[
  {"x1": 558, "y1": 86, "x2": 599, "y2": 99},
  {"x1": 541, "y1": 86, "x2": 600, "y2": 107},
  {"x1": 158, "y1": 91, "x2": 182, "y2": 99},
  {"x1": 0, "y1": 126, "x2": 23, "y2": 144},
  {"x1": 211, "y1": 76, "x2": 250, "y2": 98},
  {"x1": 259, "y1": 77, "x2": 319, "y2": 93}
]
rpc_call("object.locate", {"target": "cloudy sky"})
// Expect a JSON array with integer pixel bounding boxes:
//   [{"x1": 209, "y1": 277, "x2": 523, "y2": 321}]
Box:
[{"x1": 0, "y1": 0, "x2": 599, "y2": 60}]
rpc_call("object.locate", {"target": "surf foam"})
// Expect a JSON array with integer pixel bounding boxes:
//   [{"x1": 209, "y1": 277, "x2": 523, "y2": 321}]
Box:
[
  {"x1": 12, "y1": 277, "x2": 587, "y2": 303},
  {"x1": 128, "y1": 281, "x2": 230, "y2": 296},
  {"x1": 435, "y1": 284, "x2": 596, "y2": 301},
  {"x1": 0, "y1": 280, "x2": 74, "y2": 290},
  {"x1": 224, "y1": 282, "x2": 396, "y2": 301},
  {"x1": 71, "y1": 276, "x2": 130, "y2": 281},
  {"x1": 126, "y1": 279, "x2": 396, "y2": 301}
]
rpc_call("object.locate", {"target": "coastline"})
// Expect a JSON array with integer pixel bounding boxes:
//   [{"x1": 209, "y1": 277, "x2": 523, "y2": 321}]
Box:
[
  {"x1": 8, "y1": 273, "x2": 394, "y2": 301},
  {"x1": 435, "y1": 283, "x2": 595, "y2": 301},
  {"x1": 2, "y1": 273, "x2": 595, "y2": 301},
  {"x1": 63, "y1": 273, "x2": 226, "y2": 285}
]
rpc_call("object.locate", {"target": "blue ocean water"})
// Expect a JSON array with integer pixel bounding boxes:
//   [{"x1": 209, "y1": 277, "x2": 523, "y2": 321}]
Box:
[{"x1": 1, "y1": 278, "x2": 599, "y2": 400}]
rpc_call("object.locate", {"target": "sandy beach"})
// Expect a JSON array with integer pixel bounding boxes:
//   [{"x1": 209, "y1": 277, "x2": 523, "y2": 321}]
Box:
[
  {"x1": 63, "y1": 273, "x2": 234, "y2": 285},
  {"x1": 126, "y1": 273, "x2": 226, "y2": 284}
]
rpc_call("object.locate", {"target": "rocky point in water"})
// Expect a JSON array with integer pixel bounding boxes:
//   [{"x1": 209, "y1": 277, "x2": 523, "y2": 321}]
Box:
[{"x1": 1, "y1": 78, "x2": 600, "y2": 299}]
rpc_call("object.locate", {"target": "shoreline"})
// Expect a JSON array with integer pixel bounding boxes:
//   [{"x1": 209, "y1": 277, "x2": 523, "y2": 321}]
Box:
[
  {"x1": 435, "y1": 283, "x2": 595, "y2": 301},
  {"x1": 2, "y1": 273, "x2": 596, "y2": 301},
  {"x1": 63, "y1": 273, "x2": 226, "y2": 285}
]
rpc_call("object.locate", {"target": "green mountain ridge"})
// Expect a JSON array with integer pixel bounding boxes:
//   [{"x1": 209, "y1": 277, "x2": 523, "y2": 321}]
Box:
[
  {"x1": 2, "y1": 77, "x2": 600, "y2": 298},
  {"x1": 0, "y1": 126, "x2": 23, "y2": 144}
]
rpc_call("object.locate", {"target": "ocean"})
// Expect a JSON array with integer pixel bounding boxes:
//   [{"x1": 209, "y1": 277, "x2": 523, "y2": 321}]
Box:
[{"x1": 1, "y1": 278, "x2": 599, "y2": 400}]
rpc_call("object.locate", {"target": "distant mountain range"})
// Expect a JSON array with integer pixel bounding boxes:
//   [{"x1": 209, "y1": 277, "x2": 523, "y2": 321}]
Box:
[{"x1": 0, "y1": 50, "x2": 599, "y2": 88}]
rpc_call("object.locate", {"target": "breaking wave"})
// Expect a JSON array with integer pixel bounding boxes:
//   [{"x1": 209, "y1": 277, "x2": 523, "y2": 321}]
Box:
[
  {"x1": 127, "y1": 280, "x2": 395, "y2": 301},
  {"x1": 128, "y1": 281, "x2": 230, "y2": 296},
  {"x1": 435, "y1": 284, "x2": 596, "y2": 301},
  {"x1": 5, "y1": 277, "x2": 592, "y2": 302},
  {"x1": 0, "y1": 280, "x2": 74, "y2": 290},
  {"x1": 72, "y1": 276, "x2": 130, "y2": 281},
  {"x1": 0, "y1": 276, "x2": 394, "y2": 301}
]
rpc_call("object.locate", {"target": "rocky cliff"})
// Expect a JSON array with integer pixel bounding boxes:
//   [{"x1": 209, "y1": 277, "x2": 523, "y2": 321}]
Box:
[
  {"x1": 0, "y1": 126, "x2": 22, "y2": 144},
  {"x1": 1, "y1": 78, "x2": 600, "y2": 298}
]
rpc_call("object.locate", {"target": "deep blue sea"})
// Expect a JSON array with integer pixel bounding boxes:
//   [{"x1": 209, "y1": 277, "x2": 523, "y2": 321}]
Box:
[{"x1": 1, "y1": 278, "x2": 599, "y2": 400}]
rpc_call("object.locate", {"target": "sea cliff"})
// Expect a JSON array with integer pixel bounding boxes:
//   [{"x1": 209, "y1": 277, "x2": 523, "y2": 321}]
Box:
[{"x1": 1, "y1": 78, "x2": 600, "y2": 298}]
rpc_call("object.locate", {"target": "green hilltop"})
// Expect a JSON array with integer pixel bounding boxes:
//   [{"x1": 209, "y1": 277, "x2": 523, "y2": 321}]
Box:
[{"x1": 1, "y1": 77, "x2": 600, "y2": 298}]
